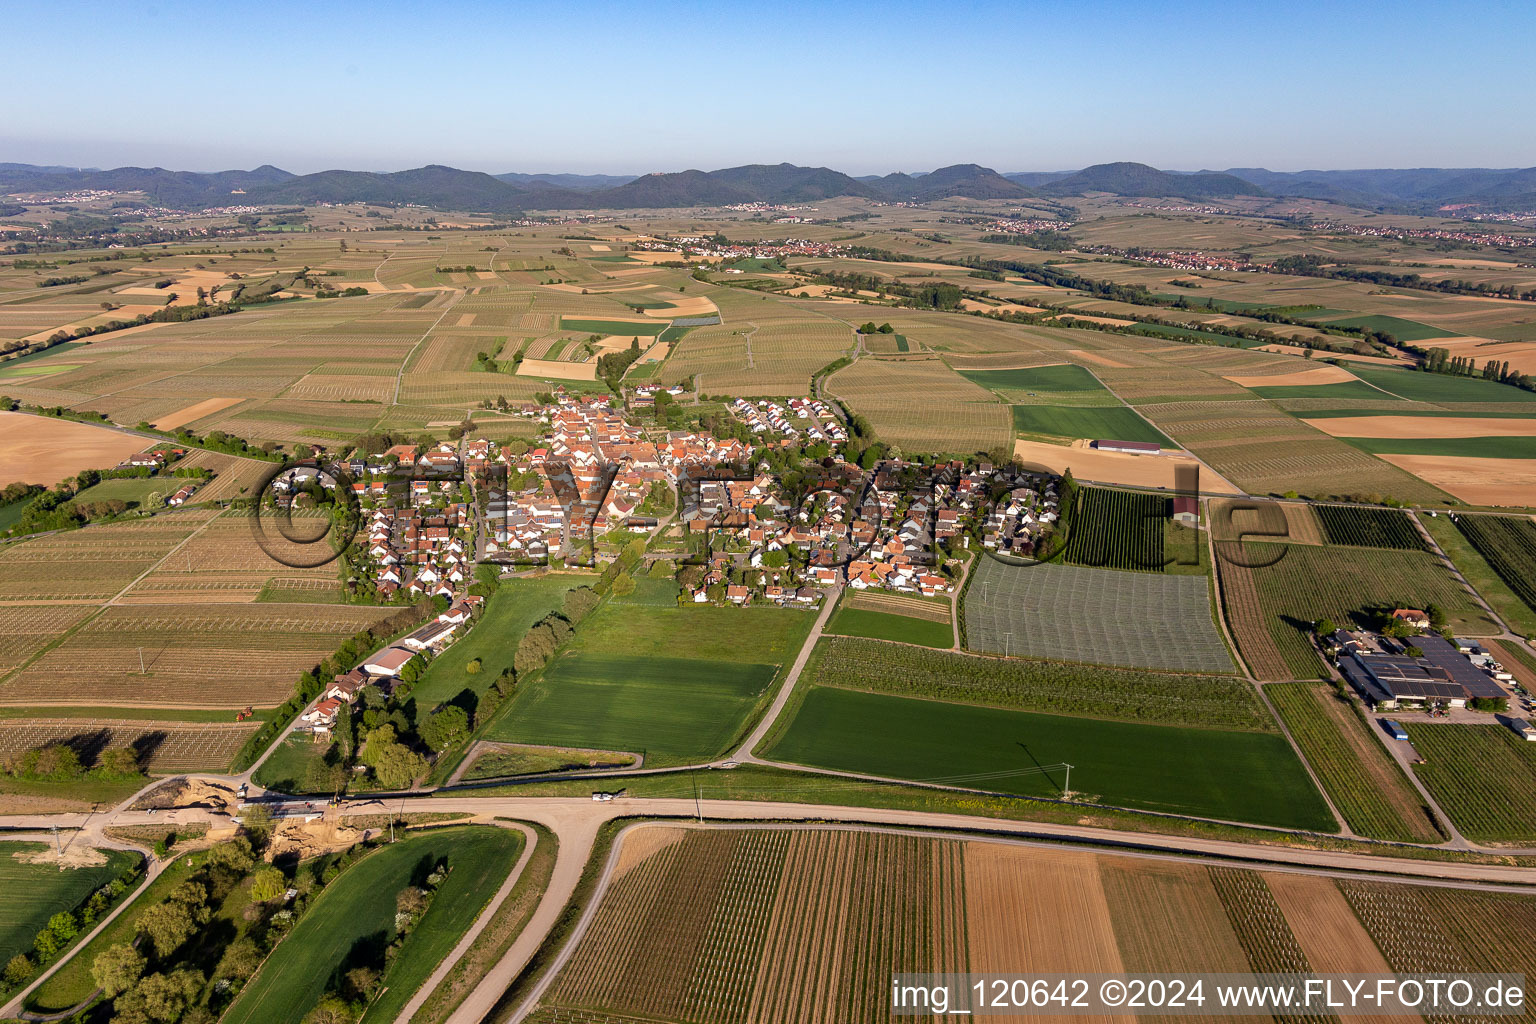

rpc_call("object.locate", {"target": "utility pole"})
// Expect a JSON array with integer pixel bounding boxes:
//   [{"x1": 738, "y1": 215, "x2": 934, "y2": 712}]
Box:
[
  {"x1": 138, "y1": 647, "x2": 145, "y2": 674},
  {"x1": 392, "y1": 794, "x2": 407, "y2": 842},
  {"x1": 693, "y1": 779, "x2": 702, "y2": 824},
  {"x1": 1063, "y1": 764, "x2": 1073, "y2": 799},
  {"x1": 1004, "y1": 631, "x2": 1013, "y2": 657},
  {"x1": 50, "y1": 825, "x2": 61, "y2": 861}
]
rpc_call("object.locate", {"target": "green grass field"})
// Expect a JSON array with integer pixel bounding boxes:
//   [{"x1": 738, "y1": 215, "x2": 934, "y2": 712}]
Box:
[
  {"x1": 557, "y1": 317, "x2": 666, "y2": 336},
  {"x1": 1350, "y1": 367, "x2": 1536, "y2": 404},
  {"x1": 1244, "y1": 380, "x2": 1397, "y2": 401},
  {"x1": 69, "y1": 476, "x2": 171, "y2": 507},
  {"x1": 0, "y1": 844, "x2": 137, "y2": 966},
  {"x1": 958, "y1": 363, "x2": 1105, "y2": 394},
  {"x1": 224, "y1": 827, "x2": 523, "y2": 1024},
  {"x1": 1406, "y1": 724, "x2": 1536, "y2": 843},
  {"x1": 488, "y1": 653, "x2": 777, "y2": 764},
  {"x1": 412, "y1": 575, "x2": 588, "y2": 706},
  {"x1": 1344, "y1": 436, "x2": 1536, "y2": 458},
  {"x1": 252, "y1": 733, "x2": 330, "y2": 793},
  {"x1": 824, "y1": 606, "x2": 952, "y2": 648},
  {"x1": 558, "y1": 599, "x2": 814, "y2": 665},
  {"x1": 764, "y1": 687, "x2": 1333, "y2": 830},
  {"x1": 0, "y1": 362, "x2": 81, "y2": 378},
  {"x1": 1315, "y1": 314, "x2": 1457, "y2": 342},
  {"x1": 1010, "y1": 405, "x2": 1173, "y2": 445}
]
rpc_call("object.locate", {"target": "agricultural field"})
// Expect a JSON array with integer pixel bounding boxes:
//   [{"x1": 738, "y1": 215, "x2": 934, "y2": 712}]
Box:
[
  {"x1": 840, "y1": 589, "x2": 952, "y2": 623},
  {"x1": 1419, "y1": 512, "x2": 1536, "y2": 638},
  {"x1": 0, "y1": 843, "x2": 139, "y2": 966},
  {"x1": 956, "y1": 361, "x2": 1110, "y2": 398},
  {"x1": 1451, "y1": 513, "x2": 1536, "y2": 614},
  {"x1": 1266, "y1": 682, "x2": 1442, "y2": 842},
  {"x1": 490, "y1": 653, "x2": 777, "y2": 766},
  {"x1": 826, "y1": 356, "x2": 1012, "y2": 453},
  {"x1": 1314, "y1": 504, "x2": 1428, "y2": 550},
  {"x1": 1010, "y1": 403, "x2": 1173, "y2": 445},
  {"x1": 1063, "y1": 485, "x2": 1169, "y2": 571},
  {"x1": 801, "y1": 636, "x2": 1273, "y2": 732},
  {"x1": 0, "y1": 717, "x2": 257, "y2": 774},
  {"x1": 532, "y1": 824, "x2": 1465, "y2": 1023},
  {"x1": 0, "y1": 603, "x2": 393, "y2": 708},
  {"x1": 964, "y1": 556, "x2": 1233, "y2": 673},
  {"x1": 0, "y1": 509, "x2": 216, "y2": 601},
  {"x1": 1405, "y1": 723, "x2": 1536, "y2": 844},
  {"x1": 1221, "y1": 542, "x2": 1496, "y2": 678},
  {"x1": 0, "y1": 411, "x2": 150, "y2": 488},
  {"x1": 765, "y1": 686, "x2": 1326, "y2": 827},
  {"x1": 823, "y1": 603, "x2": 952, "y2": 648},
  {"x1": 222, "y1": 826, "x2": 524, "y2": 1024}
]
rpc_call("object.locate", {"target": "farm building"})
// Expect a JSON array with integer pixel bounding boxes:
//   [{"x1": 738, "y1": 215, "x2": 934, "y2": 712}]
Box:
[
  {"x1": 399, "y1": 618, "x2": 458, "y2": 652},
  {"x1": 1091, "y1": 439, "x2": 1161, "y2": 455},
  {"x1": 1339, "y1": 642, "x2": 1506, "y2": 710},
  {"x1": 1507, "y1": 718, "x2": 1536, "y2": 741},
  {"x1": 361, "y1": 645, "x2": 416, "y2": 679},
  {"x1": 1172, "y1": 494, "x2": 1198, "y2": 524}
]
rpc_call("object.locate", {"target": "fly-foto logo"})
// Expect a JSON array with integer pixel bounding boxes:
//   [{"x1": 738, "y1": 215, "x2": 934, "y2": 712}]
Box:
[
  {"x1": 248, "y1": 459, "x2": 361, "y2": 569},
  {"x1": 478, "y1": 456, "x2": 625, "y2": 568}
]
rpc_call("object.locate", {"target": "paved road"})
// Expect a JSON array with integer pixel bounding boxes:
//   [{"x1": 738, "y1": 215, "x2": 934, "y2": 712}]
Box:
[
  {"x1": 730, "y1": 586, "x2": 839, "y2": 761},
  {"x1": 395, "y1": 819, "x2": 537, "y2": 1024}
]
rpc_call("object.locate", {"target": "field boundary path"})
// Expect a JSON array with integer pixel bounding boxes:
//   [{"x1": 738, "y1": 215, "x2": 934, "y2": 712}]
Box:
[
  {"x1": 1364, "y1": 713, "x2": 1471, "y2": 848},
  {"x1": 394, "y1": 819, "x2": 536, "y2": 1024},
  {"x1": 1202, "y1": 509, "x2": 1256, "y2": 682},
  {"x1": 392, "y1": 289, "x2": 466, "y2": 405},
  {"x1": 1253, "y1": 681, "x2": 1352, "y2": 838},
  {"x1": 733, "y1": 587, "x2": 839, "y2": 761},
  {"x1": 950, "y1": 555, "x2": 972, "y2": 649},
  {"x1": 439, "y1": 812, "x2": 599, "y2": 1024},
  {"x1": 1409, "y1": 508, "x2": 1509, "y2": 638}
]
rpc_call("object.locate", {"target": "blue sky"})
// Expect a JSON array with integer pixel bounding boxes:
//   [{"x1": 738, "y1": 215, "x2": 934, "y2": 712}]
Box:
[{"x1": 4, "y1": 0, "x2": 1533, "y2": 174}]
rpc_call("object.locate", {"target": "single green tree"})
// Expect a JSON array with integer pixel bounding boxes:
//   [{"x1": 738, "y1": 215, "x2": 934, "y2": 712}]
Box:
[
  {"x1": 249, "y1": 866, "x2": 286, "y2": 903},
  {"x1": 92, "y1": 943, "x2": 146, "y2": 997}
]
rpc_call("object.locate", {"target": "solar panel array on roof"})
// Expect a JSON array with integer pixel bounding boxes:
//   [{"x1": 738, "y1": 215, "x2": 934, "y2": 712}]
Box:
[
  {"x1": 1416, "y1": 635, "x2": 1506, "y2": 698},
  {"x1": 1347, "y1": 653, "x2": 1477, "y2": 701}
]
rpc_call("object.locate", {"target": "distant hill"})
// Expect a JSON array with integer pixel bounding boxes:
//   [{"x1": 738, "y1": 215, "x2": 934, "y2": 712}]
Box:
[
  {"x1": 871, "y1": 164, "x2": 1032, "y2": 201},
  {"x1": 494, "y1": 171, "x2": 636, "y2": 190},
  {"x1": 0, "y1": 163, "x2": 297, "y2": 207},
  {"x1": 1040, "y1": 162, "x2": 1266, "y2": 199},
  {"x1": 241, "y1": 165, "x2": 572, "y2": 213},
  {"x1": 1223, "y1": 166, "x2": 1536, "y2": 211},
  {"x1": 6, "y1": 158, "x2": 1536, "y2": 215},
  {"x1": 1002, "y1": 170, "x2": 1075, "y2": 188},
  {"x1": 703, "y1": 163, "x2": 884, "y2": 202}
]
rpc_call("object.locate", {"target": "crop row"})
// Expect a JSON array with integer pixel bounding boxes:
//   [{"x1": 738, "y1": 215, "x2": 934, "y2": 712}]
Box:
[
  {"x1": 965, "y1": 557, "x2": 1235, "y2": 675},
  {"x1": 1316, "y1": 504, "x2": 1428, "y2": 551},
  {"x1": 1266, "y1": 683, "x2": 1440, "y2": 842},
  {"x1": 1454, "y1": 513, "x2": 1536, "y2": 613},
  {"x1": 809, "y1": 636, "x2": 1272, "y2": 732},
  {"x1": 1207, "y1": 867, "x2": 1331, "y2": 1023},
  {"x1": 1405, "y1": 724, "x2": 1536, "y2": 844},
  {"x1": 1064, "y1": 486, "x2": 1167, "y2": 572}
]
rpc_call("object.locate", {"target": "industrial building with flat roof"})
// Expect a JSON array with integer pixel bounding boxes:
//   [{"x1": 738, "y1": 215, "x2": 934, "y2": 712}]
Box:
[{"x1": 1340, "y1": 638, "x2": 1506, "y2": 710}]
